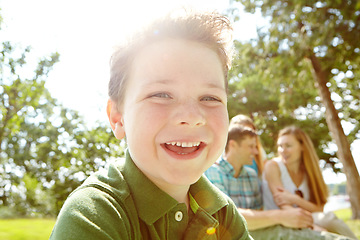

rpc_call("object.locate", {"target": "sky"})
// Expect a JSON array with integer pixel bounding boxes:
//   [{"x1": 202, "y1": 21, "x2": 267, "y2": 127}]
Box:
[
  {"x1": 1, "y1": 0, "x2": 262, "y2": 125},
  {"x1": 1, "y1": 0, "x2": 359, "y2": 184}
]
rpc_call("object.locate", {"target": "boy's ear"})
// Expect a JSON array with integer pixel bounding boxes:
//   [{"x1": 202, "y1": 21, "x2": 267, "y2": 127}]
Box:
[{"x1": 106, "y1": 99, "x2": 125, "y2": 140}]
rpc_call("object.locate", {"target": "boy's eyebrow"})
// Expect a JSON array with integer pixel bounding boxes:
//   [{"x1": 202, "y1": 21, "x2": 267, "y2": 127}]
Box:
[
  {"x1": 205, "y1": 82, "x2": 226, "y2": 90},
  {"x1": 143, "y1": 79, "x2": 226, "y2": 90}
]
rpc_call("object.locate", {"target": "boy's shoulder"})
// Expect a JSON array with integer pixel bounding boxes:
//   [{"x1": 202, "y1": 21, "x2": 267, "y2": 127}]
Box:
[
  {"x1": 79, "y1": 157, "x2": 129, "y2": 199},
  {"x1": 59, "y1": 158, "x2": 135, "y2": 220},
  {"x1": 50, "y1": 158, "x2": 140, "y2": 239}
]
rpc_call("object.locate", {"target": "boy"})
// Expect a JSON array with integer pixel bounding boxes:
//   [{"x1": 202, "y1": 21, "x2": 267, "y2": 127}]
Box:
[{"x1": 50, "y1": 9, "x2": 252, "y2": 240}]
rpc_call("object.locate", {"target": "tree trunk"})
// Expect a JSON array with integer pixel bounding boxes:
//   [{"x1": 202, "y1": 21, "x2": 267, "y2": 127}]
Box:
[{"x1": 307, "y1": 53, "x2": 360, "y2": 219}]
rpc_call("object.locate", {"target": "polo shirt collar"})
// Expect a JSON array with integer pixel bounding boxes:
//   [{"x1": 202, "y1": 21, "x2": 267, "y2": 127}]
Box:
[
  {"x1": 122, "y1": 150, "x2": 228, "y2": 224},
  {"x1": 189, "y1": 174, "x2": 228, "y2": 216},
  {"x1": 122, "y1": 150, "x2": 178, "y2": 224}
]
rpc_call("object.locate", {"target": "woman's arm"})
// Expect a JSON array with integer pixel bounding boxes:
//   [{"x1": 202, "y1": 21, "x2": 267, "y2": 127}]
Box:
[
  {"x1": 263, "y1": 159, "x2": 284, "y2": 198},
  {"x1": 238, "y1": 207, "x2": 313, "y2": 230},
  {"x1": 264, "y1": 159, "x2": 324, "y2": 212},
  {"x1": 273, "y1": 188, "x2": 324, "y2": 212}
]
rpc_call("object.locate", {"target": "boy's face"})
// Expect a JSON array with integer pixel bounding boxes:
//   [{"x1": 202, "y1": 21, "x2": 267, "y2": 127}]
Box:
[
  {"x1": 110, "y1": 39, "x2": 228, "y2": 190},
  {"x1": 235, "y1": 136, "x2": 258, "y2": 165}
]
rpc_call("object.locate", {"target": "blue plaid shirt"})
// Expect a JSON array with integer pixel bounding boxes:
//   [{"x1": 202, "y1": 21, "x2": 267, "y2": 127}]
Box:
[{"x1": 205, "y1": 158, "x2": 263, "y2": 210}]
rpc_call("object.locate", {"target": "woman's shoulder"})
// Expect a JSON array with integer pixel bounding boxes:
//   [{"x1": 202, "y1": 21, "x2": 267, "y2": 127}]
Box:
[
  {"x1": 264, "y1": 158, "x2": 281, "y2": 177},
  {"x1": 264, "y1": 158, "x2": 281, "y2": 169}
]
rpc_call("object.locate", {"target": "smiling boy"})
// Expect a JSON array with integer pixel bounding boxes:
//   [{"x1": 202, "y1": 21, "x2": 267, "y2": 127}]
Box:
[{"x1": 50, "y1": 9, "x2": 252, "y2": 240}]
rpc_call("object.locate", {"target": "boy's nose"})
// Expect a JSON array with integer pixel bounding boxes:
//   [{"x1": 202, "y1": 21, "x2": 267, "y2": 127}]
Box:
[{"x1": 175, "y1": 100, "x2": 205, "y2": 127}]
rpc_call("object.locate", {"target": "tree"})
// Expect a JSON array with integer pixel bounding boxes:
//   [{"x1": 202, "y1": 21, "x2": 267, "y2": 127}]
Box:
[
  {"x1": 227, "y1": 40, "x2": 334, "y2": 163},
  {"x1": 229, "y1": 0, "x2": 360, "y2": 218},
  {"x1": 1, "y1": 40, "x2": 120, "y2": 217},
  {"x1": 0, "y1": 41, "x2": 59, "y2": 210}
]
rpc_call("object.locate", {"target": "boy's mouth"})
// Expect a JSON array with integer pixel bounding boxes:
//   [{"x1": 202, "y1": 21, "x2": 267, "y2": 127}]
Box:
[{"x1": 163, "y1": 141, "x2": 202, "y2": 155}]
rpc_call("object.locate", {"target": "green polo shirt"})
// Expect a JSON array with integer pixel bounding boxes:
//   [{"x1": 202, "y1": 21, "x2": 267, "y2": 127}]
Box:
[{"x1": 50, "y1": 150, "x2": 252, "y2": 239}]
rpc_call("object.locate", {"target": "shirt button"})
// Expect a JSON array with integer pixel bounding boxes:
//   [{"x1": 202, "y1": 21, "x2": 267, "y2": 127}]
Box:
[
  {"x1": 207, "y1": 227, "x2": 216, "y2": 235},
  {"x1": 175, "y1": 211, "x2": 183, "y2": 222}
]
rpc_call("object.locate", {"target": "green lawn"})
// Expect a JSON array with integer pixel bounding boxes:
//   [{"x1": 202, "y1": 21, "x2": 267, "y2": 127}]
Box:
[
  {"x1": 334, "y1": 208, "x2": 360, "y2": 239},
  {"x1": 0, "y1": 209, "x2": 359, "y2": 240},
  {"x1": 0, "y1": 218, "x2": 55, "y2": 240}
]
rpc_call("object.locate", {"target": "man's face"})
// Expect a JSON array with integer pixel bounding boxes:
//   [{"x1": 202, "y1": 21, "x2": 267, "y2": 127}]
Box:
[
  {"x1": 237, "y1": 136, "x2": 258, "y2": 165},
  {"x1": 119, "y1": 39, "x2": 229, "y2": 191}
]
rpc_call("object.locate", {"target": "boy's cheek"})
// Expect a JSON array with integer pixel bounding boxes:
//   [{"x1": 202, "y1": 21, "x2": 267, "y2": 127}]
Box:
[
  {"x1": 209, "y1": 108, "x2": 228, "y2": 137},
  {"x1": 211, "y1": 107, "x2": 229, "y2": 128}
]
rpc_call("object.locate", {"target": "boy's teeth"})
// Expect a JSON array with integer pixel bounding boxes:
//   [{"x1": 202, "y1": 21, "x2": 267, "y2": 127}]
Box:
[{"x1": 166, "y1": 142, "x2": 200, "y2": 147}]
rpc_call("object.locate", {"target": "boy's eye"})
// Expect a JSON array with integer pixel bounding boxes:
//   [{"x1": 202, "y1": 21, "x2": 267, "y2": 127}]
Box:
[
  {"x1": 201, "y1": 96, "x2": 222, "y2": 102},
  {"x1": 151, "y1": 92, "x2": 171, "y2": 98}
]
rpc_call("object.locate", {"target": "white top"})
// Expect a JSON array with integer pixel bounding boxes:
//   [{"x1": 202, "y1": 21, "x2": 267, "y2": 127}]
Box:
[{"x1": 262, "y1": 158, "x2": 309, "y2": 210}]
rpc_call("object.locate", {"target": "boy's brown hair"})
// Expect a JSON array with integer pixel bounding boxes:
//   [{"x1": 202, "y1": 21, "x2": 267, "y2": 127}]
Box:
[{"x1": 108, "y1": 9, "x2": 233, "y2": 107}]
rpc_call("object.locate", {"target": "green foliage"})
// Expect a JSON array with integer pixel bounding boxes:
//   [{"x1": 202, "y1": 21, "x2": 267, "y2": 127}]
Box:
[
  {"x1": 1, "y1": 41, "x2": 121, "y2": 217},
  {"x1": 228, "y1": 38, "x2": 334, "y2": 165},
  {"x1": 228, "y1": 0, "x2": 360, "y2": 172}
]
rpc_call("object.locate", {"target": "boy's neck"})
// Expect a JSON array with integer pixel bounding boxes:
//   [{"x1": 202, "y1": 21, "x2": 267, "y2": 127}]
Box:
[
  {"x1": 168, "y1": 185, "x2": 190, "y2": 211},
  {"x1": 151, "y1": 178, "x2": 191, "y2": 210}
]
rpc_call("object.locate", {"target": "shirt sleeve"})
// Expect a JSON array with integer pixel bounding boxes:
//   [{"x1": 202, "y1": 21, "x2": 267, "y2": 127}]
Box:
[{"x1": 49, "y1": 186, "x2": 133, "y2": 240}]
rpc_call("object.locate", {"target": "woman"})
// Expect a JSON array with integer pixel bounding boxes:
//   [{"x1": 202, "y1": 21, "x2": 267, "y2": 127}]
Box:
[{"x1": 262, "y1": 126, "x2": 357, "y2": 239}]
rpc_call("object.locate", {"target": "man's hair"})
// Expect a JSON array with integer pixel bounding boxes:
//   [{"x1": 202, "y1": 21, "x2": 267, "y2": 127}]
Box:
[
  {"x1": 278, "y1": 126, "x2": 328, "y2": 206},
  {"x1": 225, "y1": 125, "x2": 257, "y2": 152},
  {"x1": 229, "y1": 114, "x2": 256, "y2": 130},
  {"x1": 108, "y1": 9, "x2": 233, "y2": 107}
]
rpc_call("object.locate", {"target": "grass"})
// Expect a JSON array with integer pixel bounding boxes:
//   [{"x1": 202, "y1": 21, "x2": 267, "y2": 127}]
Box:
[
  {"x1": 333, "y1": 208, "x2": 360, "y2": 239},
  {"x1": 0, "y1": 209, "x2": 358, "y2": 240},
  {"x1": 0, "y1": 218, "x2": 55, "y2": 240}
]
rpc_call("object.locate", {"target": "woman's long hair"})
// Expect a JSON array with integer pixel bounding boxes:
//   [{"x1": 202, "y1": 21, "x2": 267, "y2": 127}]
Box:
[{"x1": 278, "y1": 126, "x2": 328, "y2": 206}]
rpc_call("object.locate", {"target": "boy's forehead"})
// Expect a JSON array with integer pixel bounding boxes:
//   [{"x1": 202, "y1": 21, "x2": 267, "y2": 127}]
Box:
[
  {"x1": 133, "y1": 38, "x2": 220, "y2": 61},
  {"x1": 129, "y1": 38, "x2": 226, "y2": 86}
]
